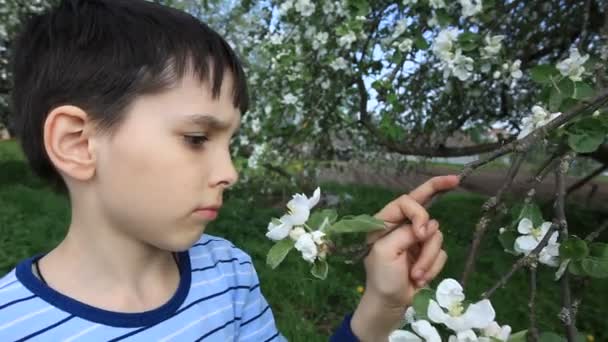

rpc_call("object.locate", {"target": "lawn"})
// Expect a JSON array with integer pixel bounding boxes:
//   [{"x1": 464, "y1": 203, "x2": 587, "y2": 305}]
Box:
[{"x1": 1, "y1": 139, "x2": 606, "y2": 341}]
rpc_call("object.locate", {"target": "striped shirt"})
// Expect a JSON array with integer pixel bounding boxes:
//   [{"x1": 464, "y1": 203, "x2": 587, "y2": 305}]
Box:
[{"x1": 0, "y1": 234, "x2": 286, "y2": 341}]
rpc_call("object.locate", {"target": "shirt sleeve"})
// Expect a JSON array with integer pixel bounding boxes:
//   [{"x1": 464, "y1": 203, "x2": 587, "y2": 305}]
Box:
[
  {"x1": 330, "y1": 313, "x2": 360, "y2": 342},
  {"x1": 234, "y1": 252, "x2": 286, "y2": 342}
]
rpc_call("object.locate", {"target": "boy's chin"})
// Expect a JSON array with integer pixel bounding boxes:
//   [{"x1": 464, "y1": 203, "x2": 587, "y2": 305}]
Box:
[{"x1": 151, "y1": 225, "x2": 207, "y2": 252}]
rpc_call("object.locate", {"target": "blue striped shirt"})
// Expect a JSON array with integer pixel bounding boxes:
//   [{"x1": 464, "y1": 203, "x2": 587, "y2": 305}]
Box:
[{"x1": 0, "y1": 234, "x2": 287, "y2": 341}]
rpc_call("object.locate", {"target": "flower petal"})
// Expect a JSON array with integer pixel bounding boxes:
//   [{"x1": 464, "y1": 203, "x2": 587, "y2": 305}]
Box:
[
  {"x1": 308, "y1": 187, "x2": 321, "y2": 209},
  {"x1": 457, "y1": 329, "x2": 478, "y2": 342},
  {"x1": 514, "y1": 235, "x2": 538, "y2": 254},
  {"x1": 427, "y1": 300, "x2": 448, "y2": 324},
  {"x1": 411, "y1": 320, "x2": 441, "y2": 342},
  {"x1": 462, "y1": 299, "x2": 496, "y2": 329},
  {"x1": 389, "y1": 330, "x2": 423, "y2": 342},
  {"x1": 517, "y1": 218, "x2": 534, "y2": 234},
  {"x1": 540, "y1": 221, "x2": 552, "y2": 236},
  {"x1": 436, "y1": 278, "x2": 465, "y2": 309},
  {"x1": 265, "y1": 218, "x2": 293, "y2": 241},
  {"x1": 404, "y1": 307, "x2": 416, "y2": 324}
]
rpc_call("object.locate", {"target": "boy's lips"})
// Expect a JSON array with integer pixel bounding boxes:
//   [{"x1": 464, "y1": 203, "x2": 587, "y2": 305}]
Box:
[{"x1": 193, "y1": 205, "x2": 221, "y2": 220}]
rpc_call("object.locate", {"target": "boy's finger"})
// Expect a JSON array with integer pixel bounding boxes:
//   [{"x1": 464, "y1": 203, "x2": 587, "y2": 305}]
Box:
[
  {"x1": 411, "y1": 221, "x2": 443, "y2": 280},
  {"x1": 372, "y1": 225, "x2": 418, "y2": 256},
  {"x1": 374, "y1": 194, "x2": 430, "y2": 237},
  {"x1": 423, "y1": 250, "x2": 448, "y2": 283},
  {"x1": 408, "y1": 175, "x2": 460, "y2": 207}
]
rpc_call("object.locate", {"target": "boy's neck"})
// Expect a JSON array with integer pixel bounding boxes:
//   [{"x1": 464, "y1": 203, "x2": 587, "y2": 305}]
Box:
[{"x1": 36, "y1": 223, "x2": 181, "y2": 313}]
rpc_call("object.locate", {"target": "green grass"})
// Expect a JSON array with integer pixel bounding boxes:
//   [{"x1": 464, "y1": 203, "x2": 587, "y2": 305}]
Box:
[{"x1": 1, "y1": 140, "x2": 607, "y2": 341}]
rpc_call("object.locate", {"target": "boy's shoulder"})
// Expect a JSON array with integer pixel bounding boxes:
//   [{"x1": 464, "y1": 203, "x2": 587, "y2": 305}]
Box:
[{"x1": 190, "y1": 233, "x2": 253, "y2": 264}]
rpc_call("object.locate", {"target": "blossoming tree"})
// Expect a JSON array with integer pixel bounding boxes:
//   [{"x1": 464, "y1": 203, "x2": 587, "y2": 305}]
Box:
[{"x1": 1, "y1": 0, "x2": 608, "y2": 341}]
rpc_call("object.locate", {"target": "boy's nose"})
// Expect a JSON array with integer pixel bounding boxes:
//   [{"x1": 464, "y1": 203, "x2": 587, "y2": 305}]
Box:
[{"x1": 210, "y1": 151, "x2": 239, "y2": 189}]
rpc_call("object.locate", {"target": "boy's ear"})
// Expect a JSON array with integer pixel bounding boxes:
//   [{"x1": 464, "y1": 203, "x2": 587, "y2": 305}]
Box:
[{"x1": 43, "y1": 105, "x2": 98, "y2": 182}]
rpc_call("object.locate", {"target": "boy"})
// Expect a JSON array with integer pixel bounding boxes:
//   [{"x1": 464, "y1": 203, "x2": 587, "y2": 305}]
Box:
[{"x1": 0, "y1": 0, "x2": 458, "y2": 340}]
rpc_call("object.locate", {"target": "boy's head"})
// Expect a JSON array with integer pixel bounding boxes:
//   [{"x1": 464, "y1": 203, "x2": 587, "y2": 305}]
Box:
[{"x1": 10, "y1": 0, "x2": 248, "y2": 250}]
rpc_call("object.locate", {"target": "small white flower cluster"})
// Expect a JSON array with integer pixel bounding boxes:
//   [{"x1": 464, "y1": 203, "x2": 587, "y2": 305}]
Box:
[
  {"x1": 556, "y1": 47, "x2": 589, "y2": 82},
  {"x1": 265, "y1": 188, "x2": 329, "y2": 262},
  {"x1": 432, "y1": 28, "x2": 475, "y2": 81},
  {"x1": 459, "y1": 0, "x2": 482, "y2": 19},
  {"x1": 513, "y1": 218, "x2": 560, "y2": 267},
  {"x1": 279, "y1": 0, "x2": 315, "y2": 17},
  {"x1": 390, "y1": 279, "x2": 511, "y2": 342},
  {"x1": 518, "y1": 105, "x2": 561, "y2": 139}
]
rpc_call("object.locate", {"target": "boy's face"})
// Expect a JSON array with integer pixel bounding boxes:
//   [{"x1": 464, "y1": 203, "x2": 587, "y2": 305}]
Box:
[{"x1": 92, "y1": 72, "x2": 240, "y2": 251}]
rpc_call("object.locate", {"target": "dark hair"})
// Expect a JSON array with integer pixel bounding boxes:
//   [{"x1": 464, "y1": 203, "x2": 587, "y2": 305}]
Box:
[{"x1": 10, "y1": 0, "x2": 249, "y2": 193}]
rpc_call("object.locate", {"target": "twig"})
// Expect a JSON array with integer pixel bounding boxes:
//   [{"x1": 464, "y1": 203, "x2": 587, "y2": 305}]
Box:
[
  {"x1": 460, "y1": 88, "x2": 608, "y2": 181},
  {"x1": 584, "y1": 220, "x2": 608, "y2": 243},
  {"x1": 528, "y1": 263, "x2": 540, "y2": 342},
  {"x1": 555, "y1": 155, "x2": 578, "y2": 342},
  {"x1": 577, "y1": 0, "x2": 592, "y2": 50},
  {"x1": 461, "y1": 153, "x2": 526, "y2": 287},
  {"x1": 566, "y1": 163, "x2": 608, "y2": 196}
]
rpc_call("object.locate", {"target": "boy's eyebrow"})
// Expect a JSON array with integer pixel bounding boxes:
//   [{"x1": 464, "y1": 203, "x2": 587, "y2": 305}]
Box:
[{"x1": 183, "y1": 113, "x2": 240, "y2": 133}]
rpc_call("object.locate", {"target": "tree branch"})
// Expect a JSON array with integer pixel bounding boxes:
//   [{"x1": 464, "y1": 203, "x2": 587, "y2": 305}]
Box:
[
  {"x1": 555, "y1": 156, "x2": 578, "y2": 342},
  {"x1": 461, "y1": 87, "x2": 608, "y2": 180},
  {"x1": 566, "y1": 163, "x2": 608, "y2": 196},
  {"x1": 461, "y1": 153, "x2": 526, "y2": 287},
  {"x1": 528, "y1": 264, "x2": 540, "y2": 342}
]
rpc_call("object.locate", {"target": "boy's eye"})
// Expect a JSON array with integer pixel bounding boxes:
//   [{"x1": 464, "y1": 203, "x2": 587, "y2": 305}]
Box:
[{"x1": 183, "y1": 135, "x2": 208, "y2": 148}]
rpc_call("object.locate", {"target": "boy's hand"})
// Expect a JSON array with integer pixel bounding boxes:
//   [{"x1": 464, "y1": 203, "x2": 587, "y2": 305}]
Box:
[{"x1": 351, "y1": 175, "x2": 460, "y2": 342}]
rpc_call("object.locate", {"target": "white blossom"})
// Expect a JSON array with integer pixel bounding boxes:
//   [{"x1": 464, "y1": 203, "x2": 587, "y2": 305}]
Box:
[
  {"x1": 556, "y1": 47, "x2": 589, "y2": 81},
  {"x1": 295, "y1": 0, "x2": 315, "y2": 17},
  {"x1": 279, "y1": 0, "x2": 293, "y2": 16},
  {"x1": 398, "y1": 38, "x2": 414, "y2": 53},
  {"x1": 481, "y1": 35, "x2": 505, "y2": 58},
  {"x1": 392, "y1": 20, "x2": 408, "y2": 39},
  {"x1": 283, "y1": 93, "x2": 298, "y2": 105},
  {"x1": 514, "y1": 218, "x2": 560, "y2": 267},
  {"x1": 321, "y1": 80, "x2": 331, "y2": 89},
  {"x1": 338, "y1": 31, "x2": 358, "y2": 49},
  {"x1": 480, "y1": 321, "x2": 511, "y2": 341},
  {"x1": 294, "y1": 233, "x2": 318, "y2": 262},
  {"x1": 269, "y1": 33, "x2": 284, "y2": 45},
  {"x1": 518, "y1": 105, "x2": 561, "y2": 139},
  {"x1": 313, "y1": 32, "x2": 329, "y2": 50},
  {"x1": 429, "y1": 0, "x2": 446, "y2": 9},
  {"x1": 433, "y1": 28, "x2": 460, "y2": 61},
  {"x1": 449, "y1": 49, "x2": 475, "y2": 81},
  {"x1": 330, "y1": 57, "x2": 349, "y2": 70},
  {"x1": 459, "y1": 0, "x2": 482, "y2": 18},
  {"x1": 509, "y1": 59, "x2": 523, "y2": 79},
  {"x1": 289, "y1": 226, "x2": 306, "y2": 241},
  {"x1": 403, "y1": 0, "x2": 418, "y2": 5},
  {"x1": 428, "y1": 279, "x2": 496, "y2": 332}
]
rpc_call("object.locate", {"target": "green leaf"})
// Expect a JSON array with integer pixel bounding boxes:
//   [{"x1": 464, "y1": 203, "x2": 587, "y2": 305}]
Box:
[
  {"x1": 435, "y1": 9, "x2": 452, "y2": 26},
  {"x1": 567, "y1": 131, "x2": 606, "y2": 153},
  {"x1": 498, "y1": 230, "x2": 518, "y2": 254},
  {"x1": 412, "y1": 288, "x2": 434, "y2": 320},
  {"x1": 311, "y1": 259, "x2": 328, "y2": 279},
  {"x1": 557, "y1": 78, "x2": 575, "y2": 98},
  {"x1": 549, "y1": 87, "x2": 563, "y2": 112},
  {"x1": 512, "y1": 202, "x2": 544, "y2": 227},
  {"x1": 559, "y1": 237, "x2": 589, "y2": 260},
  {"x1": 327, "y1": 215, "x2": 386, "y2": 234},
  {"x1": 589, "y1": 242, "x2": 608, "y2": 258},
  {"x1": 308, "y1": 209, "x2": 338, "y2": 231},
  {"x1": 414, "y1": 33, "x2": 429, "y2": 50},
  {"x1": 266, "y1": 239, "x2": 295, "y2": 269},
  {"x1": 507, "y1": 330, "x2": 528, "y2": 342},
  {"x1": 539, "y1": 332, "x2": 566, "y2": 342},
  {"x1": 572, "y1": 82, "x2": 594, "y2": 100},
  {"x1": 458, "y1": 32, "x2": 479, "y2": 52},
  {"x1": 568, "y1": 259, "x2": 586, "y2": 276},
  {"x1": 581, "y1": 256, "x2": 608, "y2": 278},
  {"x1": 530, "y1": 65, "x2": 559, "y2": 84}
]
